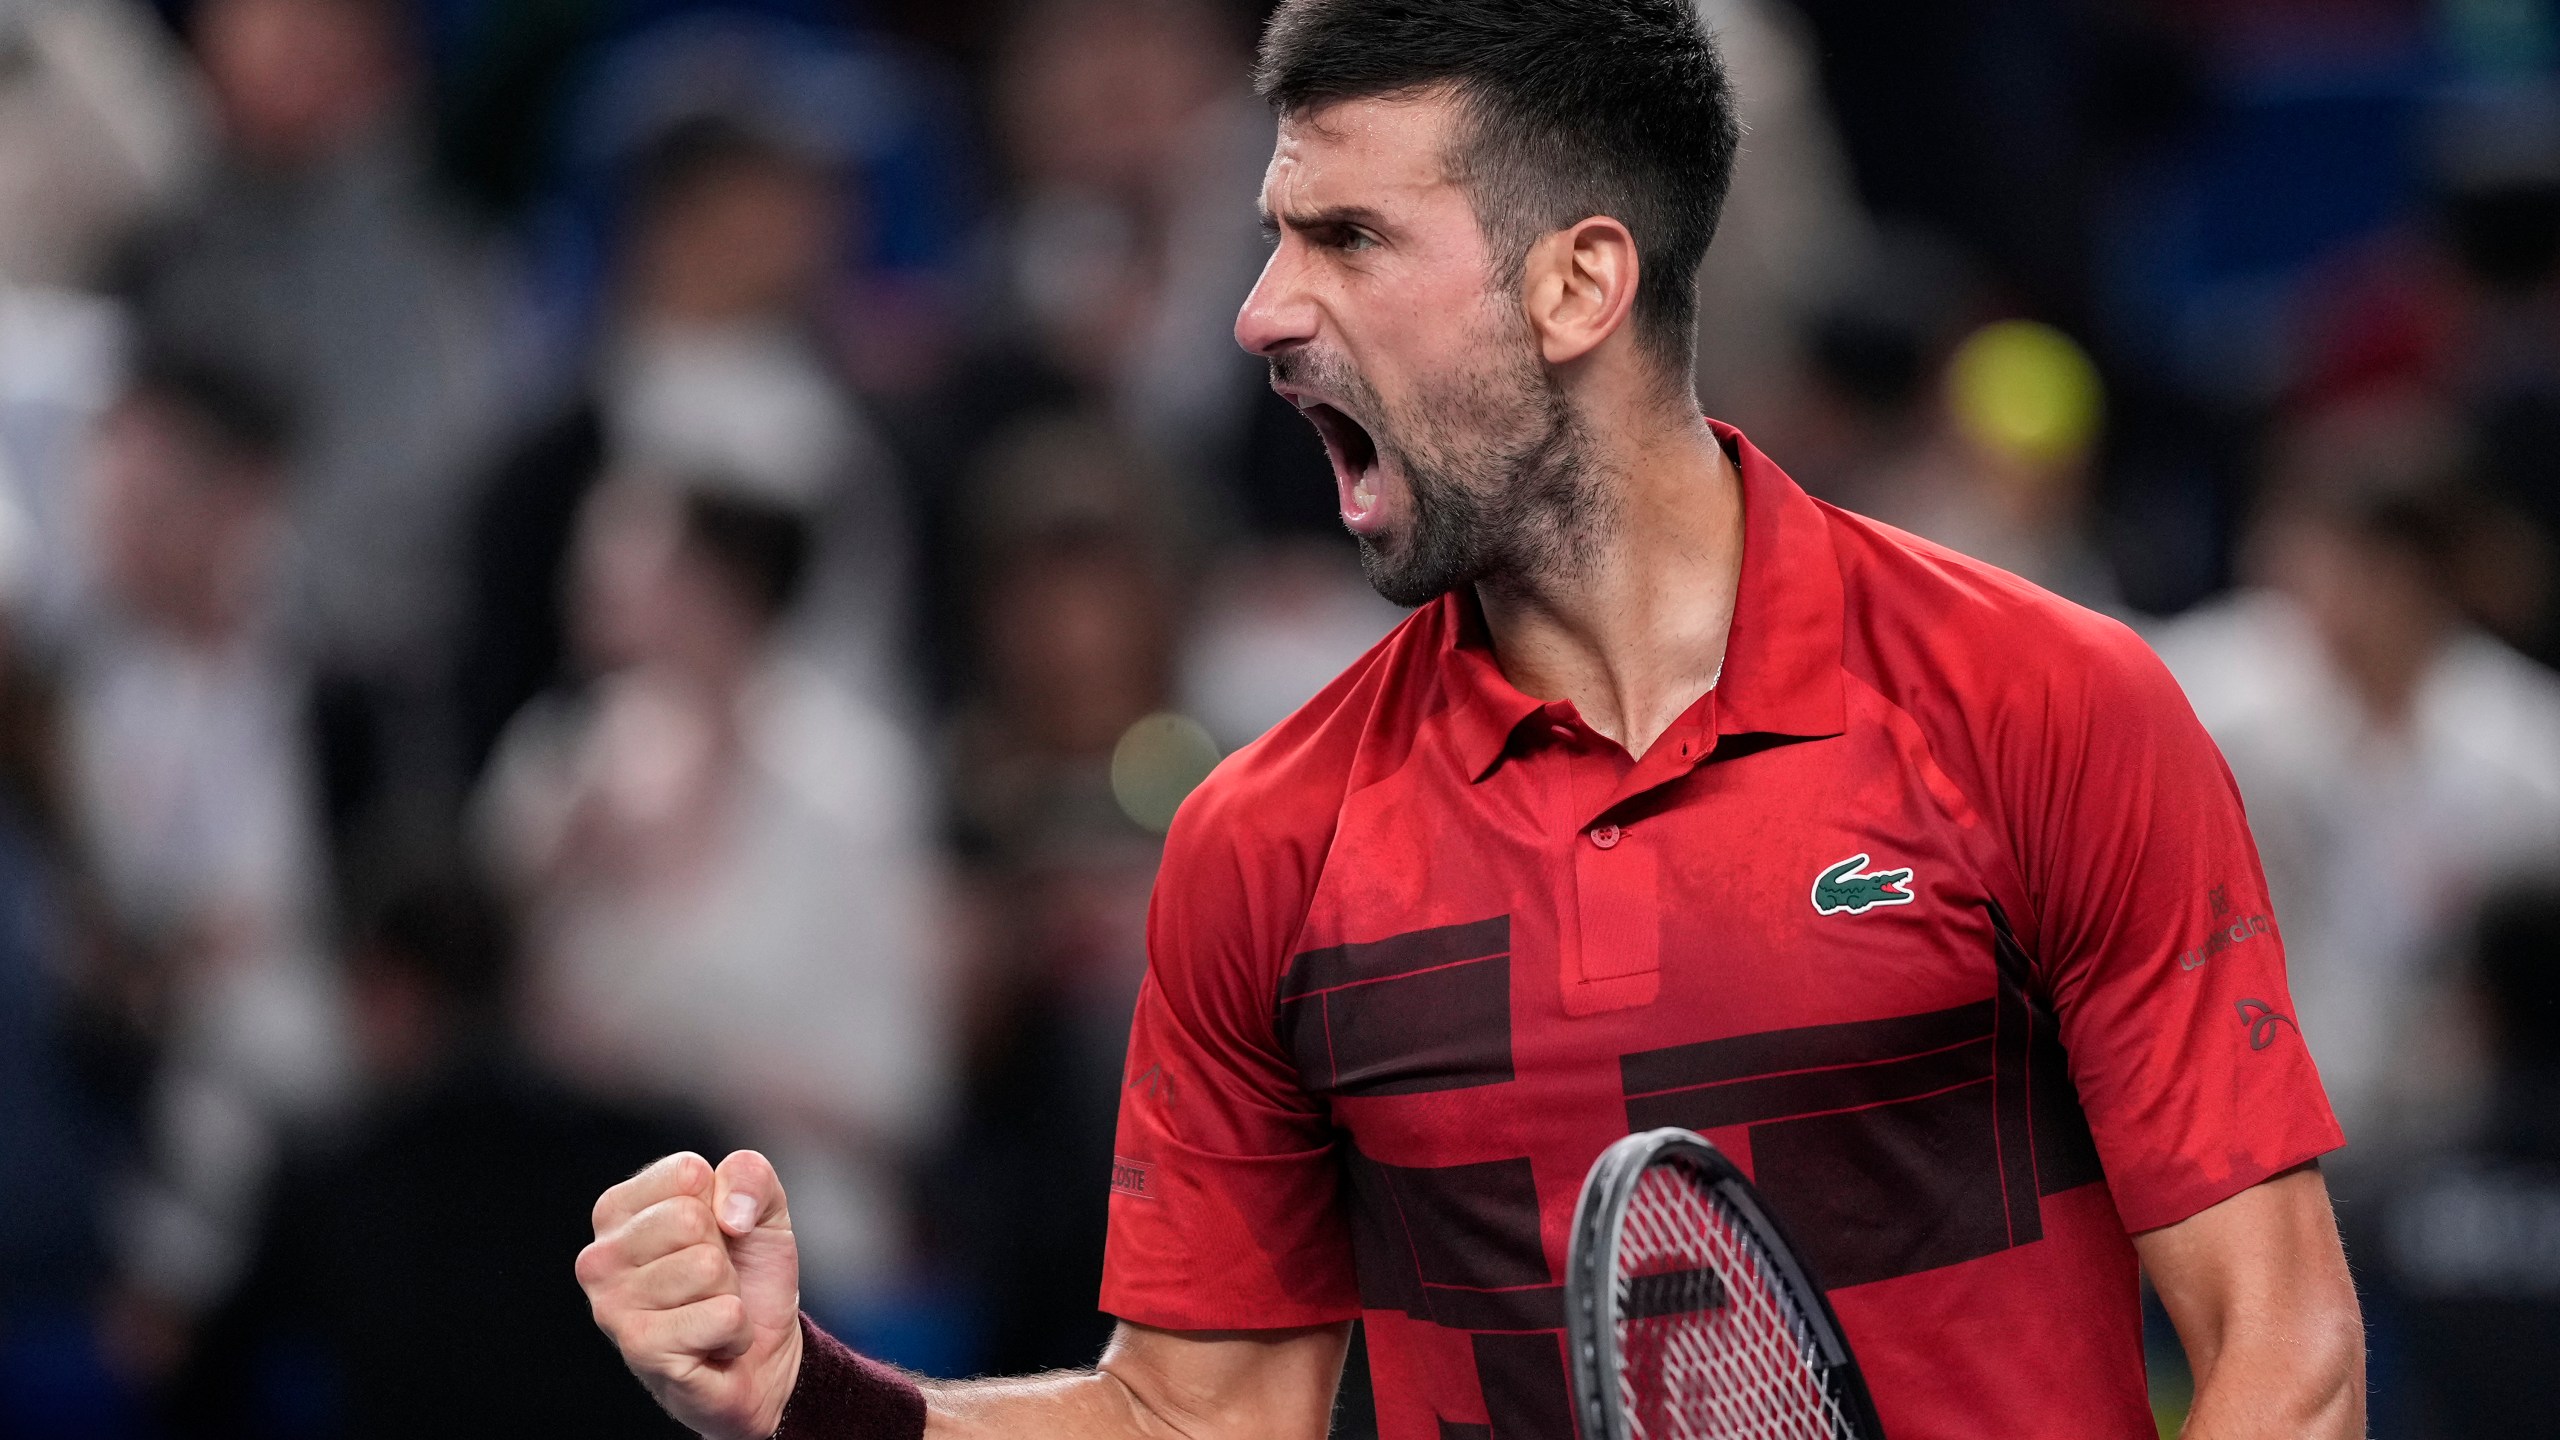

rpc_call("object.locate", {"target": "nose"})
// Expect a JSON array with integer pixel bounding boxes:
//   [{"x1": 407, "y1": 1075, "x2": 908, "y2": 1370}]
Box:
[{"x1": 1234, "y1": 243, "x2": 1316, "y2": 359}]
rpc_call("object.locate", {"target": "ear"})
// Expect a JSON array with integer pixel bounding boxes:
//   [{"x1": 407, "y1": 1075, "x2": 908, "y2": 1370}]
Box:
[{"x1": 1521, "y1": 216, "x2": 1640, "y2": 367}]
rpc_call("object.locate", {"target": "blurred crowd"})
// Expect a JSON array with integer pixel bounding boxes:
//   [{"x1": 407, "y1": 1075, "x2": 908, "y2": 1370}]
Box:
[{"x1": 0, "y1": 0, "x2": 2555, "y2": 1435}]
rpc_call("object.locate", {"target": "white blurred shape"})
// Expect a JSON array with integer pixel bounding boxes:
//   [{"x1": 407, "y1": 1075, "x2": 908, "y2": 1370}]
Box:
[{"x1": 1177, "y1": 544, "x2": 1403, "y2": 752}]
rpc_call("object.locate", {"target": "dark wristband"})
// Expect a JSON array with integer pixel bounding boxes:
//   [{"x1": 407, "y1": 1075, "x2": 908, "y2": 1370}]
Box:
[{"x1": 772, "y1": 1312, "x2": 926, "y2": 1440}]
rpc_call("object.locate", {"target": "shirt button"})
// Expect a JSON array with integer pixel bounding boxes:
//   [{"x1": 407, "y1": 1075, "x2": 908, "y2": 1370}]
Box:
[
  {"x1": 1589, "y1": 823, "x2": 1623, "y2": 850},
  {"x1": 1549, "y1": 724, "x2": 1575, "y2": 741}
]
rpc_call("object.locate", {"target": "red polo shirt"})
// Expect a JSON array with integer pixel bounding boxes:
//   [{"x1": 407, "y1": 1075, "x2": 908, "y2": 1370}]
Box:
[{"x1": 1100, "y1": 423, "x2": 2341, "y2": 1440}]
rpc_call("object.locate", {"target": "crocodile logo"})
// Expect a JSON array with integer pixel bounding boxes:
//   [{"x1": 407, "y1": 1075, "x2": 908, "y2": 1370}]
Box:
[{"x1": 1811, "y1": 854, "x2": 1916, "y2": 915}]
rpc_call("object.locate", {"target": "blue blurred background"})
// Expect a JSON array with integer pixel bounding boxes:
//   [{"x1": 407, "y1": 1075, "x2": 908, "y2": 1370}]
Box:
[{"x1": 2, "y1": 0, "x2": 2559, "y2": 1434}]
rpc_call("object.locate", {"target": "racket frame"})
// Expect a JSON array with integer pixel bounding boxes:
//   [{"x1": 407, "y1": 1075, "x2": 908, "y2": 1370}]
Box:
[{"x1": 1564, "y1": 1126, "x2": 1889, "y2": 1440}]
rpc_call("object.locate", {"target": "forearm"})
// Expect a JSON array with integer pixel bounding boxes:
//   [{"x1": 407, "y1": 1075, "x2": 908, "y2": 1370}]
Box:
[
  {"x1": 2176, "y1": 1307, "x2": 2364, "y2": 1439},
  {"x1": 918, "y1": 1370, "x2": 1175, "y2": 1440},
  {"x1": 777, "y1": 1316, "x2": 1344, "y2": 1440},
  {"x1": 2137, "y1": 1166, "x2": 2366, "y2": 1440}
]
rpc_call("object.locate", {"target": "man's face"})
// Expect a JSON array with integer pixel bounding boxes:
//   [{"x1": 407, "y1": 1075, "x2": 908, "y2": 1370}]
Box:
[{"x1": 1237, "y1": 92, "x2": 1597, "y2": 606}]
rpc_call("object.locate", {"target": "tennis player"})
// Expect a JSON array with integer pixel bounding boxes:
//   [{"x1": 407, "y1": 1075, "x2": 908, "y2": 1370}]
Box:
[{"x1": 577, "y1": 2, "x2": 2365, "y2": 1436}]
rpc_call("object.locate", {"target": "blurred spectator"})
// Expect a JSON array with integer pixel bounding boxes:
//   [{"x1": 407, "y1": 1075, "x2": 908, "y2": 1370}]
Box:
[
  {"x1": 162, "y1": 862, "x2": 707, "y2": 1439},
  {"x1": 992, "y1": 0, "x2": 1261, "y2": 469},
  {"x1": 2293, "y1": 85, "x2": 2560, "y2": 668},
  {"x1": 939, "y1": 434, "x2": 1182, "y2": 1371},
  {"x1": 889, "y1": 0, "x2": 1322, "y2": 701},
  {"x1": 508, "y1": 7, "x2": 982, "y2": 392},
  {"x1": 0, "y1": 0, "x2": 203, "y2": 293},
  {"x1": 0, "y1": 545, "x2": 126, "y2": 1430},
  {"x1": 2153, "y1": 394, "x2": 2560, "y2": 1162},
  {"x1": 946, "y1": 414, "x2": 1182, "y2": 840},
  {"x1": 478, "y1": 471, "x2": 948, "y2": 1319},
  {"x1": 1687, "y1": 0, "x2": 1871, "y2": 450},
  {"x1": 118, "y1": 0, "x2": 506, "y2": 847},
  {"x1": 64, "y1": 354, "x2": 348, "y2": 1321},
  {"x1": 1777, "y1": 227, "x2": 1983, "y2": 509},
  {"x1": 2360, "y1": 884, "x2": 2560, "y2": 1438},
  {"x1": 0, "y1": 0, "x2": 206, "y2": 647},
  {"x1": 942, "y1": 0, "x2": 1308, "y2": 538},
  {"x1": 457, "y1": 112, "x2": 911, "y2": 783}
]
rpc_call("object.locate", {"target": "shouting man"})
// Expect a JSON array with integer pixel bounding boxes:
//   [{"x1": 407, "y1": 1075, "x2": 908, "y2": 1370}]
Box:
[{"x1": 576, "y1": 2, "x2": 2364, "y2": 1437}]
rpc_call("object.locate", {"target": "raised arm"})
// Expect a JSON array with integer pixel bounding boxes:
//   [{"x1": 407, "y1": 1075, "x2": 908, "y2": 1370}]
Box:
[
  {"x1": 2132, "y1": 1163, "x2": 2364, "y2": 1439},
  {"x1": 577, "y1": 1151, "x2": 1347, "y2": 1440}
]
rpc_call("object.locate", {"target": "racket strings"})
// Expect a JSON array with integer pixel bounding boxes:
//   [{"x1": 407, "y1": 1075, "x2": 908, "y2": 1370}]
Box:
[{"x1": 1612, "y1": 1163, "x2": 1853, "y2": 1440}]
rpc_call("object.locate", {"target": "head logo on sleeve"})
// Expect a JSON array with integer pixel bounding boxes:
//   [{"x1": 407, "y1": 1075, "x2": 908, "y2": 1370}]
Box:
[
  {"x1": 1811, "y1": 854, "x2": 1916, "y2": 915},
  {"x1": 2235, "y1": 998, "x2": 2298, "y2": 1051}
]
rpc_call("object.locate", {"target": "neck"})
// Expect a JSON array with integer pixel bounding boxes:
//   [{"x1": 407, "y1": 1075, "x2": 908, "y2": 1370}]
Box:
[{"x1": 1475, "y1": 402, "x2": 1743, "y2": 759}]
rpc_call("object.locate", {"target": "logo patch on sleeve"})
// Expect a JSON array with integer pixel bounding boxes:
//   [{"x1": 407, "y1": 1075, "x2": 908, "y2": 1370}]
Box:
[
  {"x1": 1811, "y1": 854, "x2": 1917, "y2": 915},
  {"x1": 1110, "y1": 1155, "x2": 1154, "y2": 1199},
  {"x1": 2178, "y1": 886, "x2": 2274, "y2": 972},
  {"x1": 2235, "y1": 998, "x2": 2298, "y2": 1051}
]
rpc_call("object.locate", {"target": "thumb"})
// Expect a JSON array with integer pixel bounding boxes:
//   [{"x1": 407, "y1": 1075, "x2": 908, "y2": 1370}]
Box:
[
  {"x1": 713, "y1": 1149, "x2": 792, "y2": 1239},
  {"x1": 711, "y1": 1149, "x2": 799, "y2": 1325}
]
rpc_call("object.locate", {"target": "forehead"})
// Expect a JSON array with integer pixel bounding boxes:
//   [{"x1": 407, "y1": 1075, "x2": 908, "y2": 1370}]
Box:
[{"x1": 1261, "y1": 90, "x2": 1468, "y2": 216}]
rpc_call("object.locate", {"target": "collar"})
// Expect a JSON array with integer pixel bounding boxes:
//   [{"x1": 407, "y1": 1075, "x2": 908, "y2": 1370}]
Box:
[{"x1": 1435, "y1": 419, "x2": 1848, "y2": 780}]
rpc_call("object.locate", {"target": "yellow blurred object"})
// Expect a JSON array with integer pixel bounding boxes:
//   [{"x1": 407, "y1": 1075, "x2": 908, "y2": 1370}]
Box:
[
  {"x1": 1947, "y1": 319, "x2": 2104, "y2": 467},
  {"x1": 1111, "y1": 712, "x2": 1222, "y2": 834}
]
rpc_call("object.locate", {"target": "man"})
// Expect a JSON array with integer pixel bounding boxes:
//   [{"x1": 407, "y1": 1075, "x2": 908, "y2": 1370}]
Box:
[{"x1": 578, "y1": 3, "x2": 2365, "y2": 1437}]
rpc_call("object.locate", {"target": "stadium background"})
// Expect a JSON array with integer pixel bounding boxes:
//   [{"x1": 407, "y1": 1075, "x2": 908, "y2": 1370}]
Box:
[{"x1": 1, "y1": 0, "x2": 2557, "y2": 1433}]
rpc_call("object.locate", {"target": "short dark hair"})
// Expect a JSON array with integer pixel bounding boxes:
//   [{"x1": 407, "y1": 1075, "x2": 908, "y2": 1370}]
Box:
[
  {"x1": 351, "y1": 864, "x2": 517, "y2": 1011},
  {"x1": 630, "y1": 112, "x2": 825, "y2": 227},
  {"x1": 1256, "y1": 0, "x2": 1740, "y2": 375},
  {"x1": 678, "y1": 483, "x2": 814, "y2": 624}
]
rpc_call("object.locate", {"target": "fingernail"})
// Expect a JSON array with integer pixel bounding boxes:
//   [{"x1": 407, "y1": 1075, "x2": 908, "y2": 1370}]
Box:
[{"x1": 722, "y1": 1194, "x2": 757, "y2": 1232}]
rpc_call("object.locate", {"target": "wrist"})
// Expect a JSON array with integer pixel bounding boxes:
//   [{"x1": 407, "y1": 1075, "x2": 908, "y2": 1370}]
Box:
[
  {"x1": 758, "y1": 1313, "x2": 805, "y2": 1438},
  {"x1": 771, "y1": 1313, "x2": 925, "y2": 1440}
]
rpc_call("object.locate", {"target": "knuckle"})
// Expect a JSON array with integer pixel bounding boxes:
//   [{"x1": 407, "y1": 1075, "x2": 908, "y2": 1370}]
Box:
[
  {"x1": 680, "y1": 1242, "x2": 731, "y2": 1291},
  {"x1": 574, "y1": 1241, "x2": 607, "y2": 1290},
  {"x1": 674, "y1": 1197, "x2": 719, "y2": 1246},
  {"x1": 702, "y1": 1292, "x2": 746, "y2": 1333}
]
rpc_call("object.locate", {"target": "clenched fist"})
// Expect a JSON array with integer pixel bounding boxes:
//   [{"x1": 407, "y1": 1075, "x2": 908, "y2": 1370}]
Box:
[{"x1": 578, "y1": 1151, "x2": 806, "y2": 1440}]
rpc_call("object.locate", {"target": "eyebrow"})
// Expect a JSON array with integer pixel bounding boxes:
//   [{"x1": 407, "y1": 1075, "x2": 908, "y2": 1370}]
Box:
[{"x1": 1259, "y1": 203, "x2": 1393, "y2": 238}]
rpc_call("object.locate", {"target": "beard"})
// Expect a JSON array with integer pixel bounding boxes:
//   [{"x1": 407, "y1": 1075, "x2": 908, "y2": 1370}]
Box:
[{"x1": 1274, "y1": 315, "x2": 1607, "y2": 609}]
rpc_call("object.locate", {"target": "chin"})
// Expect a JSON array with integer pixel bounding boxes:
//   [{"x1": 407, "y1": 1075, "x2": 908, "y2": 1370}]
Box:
[{"x1": 1355, "y1": 532, "x2": 1460, "y2": 609}]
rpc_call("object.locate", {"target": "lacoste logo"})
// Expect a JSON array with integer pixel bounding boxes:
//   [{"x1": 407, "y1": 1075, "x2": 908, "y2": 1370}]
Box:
[
  {"x1": 2235, "y1": 998, "x2": 2297, "y2": 1051},
  {"x1": 1811, "y1": 854, "x2": 1916, "y2": 915},
  {"x1": 1110, "y1": 1155, "x2": 1154, "y2": 1199}
]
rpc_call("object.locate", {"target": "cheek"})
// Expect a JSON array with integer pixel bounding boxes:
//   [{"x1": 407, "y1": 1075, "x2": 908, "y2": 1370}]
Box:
[{"x1": 1396, "y1": 312, "x2": 1538, "y2": 432}]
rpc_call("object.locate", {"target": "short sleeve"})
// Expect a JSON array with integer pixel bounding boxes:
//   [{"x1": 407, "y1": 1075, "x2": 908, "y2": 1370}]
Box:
[
  {"x1": 2004, "y1": 620, "x2": 2345, "y2": 1234},
  {"x1": 1097, "y1": 783, "x2": 1361, "y2": 1330}
]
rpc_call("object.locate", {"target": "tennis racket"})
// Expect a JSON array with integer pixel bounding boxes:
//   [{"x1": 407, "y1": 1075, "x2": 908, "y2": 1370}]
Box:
[{"x1": 1564, "y1": 1126, "x2": 1887, "y2": 1440}]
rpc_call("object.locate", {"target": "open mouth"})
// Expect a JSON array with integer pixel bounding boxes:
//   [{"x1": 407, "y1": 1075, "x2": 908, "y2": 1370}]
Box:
[{"x1": 1297, "y1": 400, "x2": 1385, "y2": 531}]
